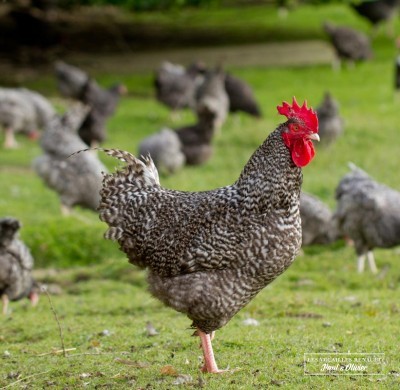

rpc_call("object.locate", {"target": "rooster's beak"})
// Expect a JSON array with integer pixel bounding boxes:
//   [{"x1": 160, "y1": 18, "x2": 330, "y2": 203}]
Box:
[{"x1": 308, "y1": 133, "x2": 320, "y2": 142}]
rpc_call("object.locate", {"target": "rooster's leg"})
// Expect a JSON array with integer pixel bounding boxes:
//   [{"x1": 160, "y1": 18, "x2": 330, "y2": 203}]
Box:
[
  {"x1": 367, "y1": 251, "x2": 378, "y2": 274},
  {"x1": 198, "y1": 329, "x2": 224, "y2": 374},
  {"x1": 357, "y1": 254, "x2": 366, "y2": 273},
  {"x1": 1, "y1": 294, "x2": 9, "y2": 315}
]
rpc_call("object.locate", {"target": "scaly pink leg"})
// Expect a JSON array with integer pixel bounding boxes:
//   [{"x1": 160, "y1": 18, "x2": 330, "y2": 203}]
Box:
[
  {"x1": 2, "y1": 294, "x2": 9, "y2": 315},
  {"x1": 4, "y1": 128, "x2": 18, "y2": 149},
  {"x1": 198, "y1": 329, "x2": 224, "y2": 374},
  {"x1": 60, "y1": 204, "x2": 71, "y2": 216},
  {"x1": 29, "y1": 291, "x2": 39, "y2": 307}
]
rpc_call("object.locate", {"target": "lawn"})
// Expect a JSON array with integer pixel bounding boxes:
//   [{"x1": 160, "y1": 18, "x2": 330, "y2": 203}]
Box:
[{"x1": 1, "y1": 3, "x2": 400, "y2": 389}]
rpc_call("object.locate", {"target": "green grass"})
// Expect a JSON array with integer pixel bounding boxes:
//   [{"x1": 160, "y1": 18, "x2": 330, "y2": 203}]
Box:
[{"x1": 1, "y1": 3, "x2": 400, "y2": 388}]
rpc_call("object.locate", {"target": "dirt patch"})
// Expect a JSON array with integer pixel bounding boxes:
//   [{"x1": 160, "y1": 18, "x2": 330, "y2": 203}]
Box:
[
  {"x1": 0, "y1": 40, "x2": 334, "y2": 86},
  {"x1": 65, "y1": 40, "x2": 335, "y2": 73}
]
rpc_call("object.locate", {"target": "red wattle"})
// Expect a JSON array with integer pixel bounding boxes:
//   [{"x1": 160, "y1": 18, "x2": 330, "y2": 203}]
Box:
[{"x1": 291, "y1": 139, "x2": 315, "y2": 167}]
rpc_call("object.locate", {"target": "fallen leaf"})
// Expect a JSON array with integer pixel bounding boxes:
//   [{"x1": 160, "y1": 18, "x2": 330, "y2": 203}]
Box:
[
  {"x1": 160, "y1": 365, "x2": 178, "y2": 376},
  {"x1": 91, "y1": 339, "x2": 101, "y2": 348},
  {"x1": 79, "y1": 373, "x2": 91, "y2": 379}
]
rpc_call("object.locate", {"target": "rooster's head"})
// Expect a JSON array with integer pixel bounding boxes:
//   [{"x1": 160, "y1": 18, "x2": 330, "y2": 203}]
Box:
[{"x1": 277, "y1": 97, "x2": 319, "y2": 167}]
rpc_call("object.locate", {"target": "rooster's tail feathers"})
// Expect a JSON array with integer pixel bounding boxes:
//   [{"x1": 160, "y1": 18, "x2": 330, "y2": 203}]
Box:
[{"x1": 70, "y1": 147, "x2": 160, "y2": 188}]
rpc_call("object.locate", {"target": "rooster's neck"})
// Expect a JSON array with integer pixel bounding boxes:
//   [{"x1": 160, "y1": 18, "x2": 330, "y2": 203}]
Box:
[{"x1": 234, "y1": 126, "x2": 302, "y2": 213}]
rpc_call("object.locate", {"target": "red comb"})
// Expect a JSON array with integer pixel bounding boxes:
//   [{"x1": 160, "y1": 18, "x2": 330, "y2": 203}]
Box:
[{"x1": 277, "y1": 97, "x2": 318, "y2": 133}]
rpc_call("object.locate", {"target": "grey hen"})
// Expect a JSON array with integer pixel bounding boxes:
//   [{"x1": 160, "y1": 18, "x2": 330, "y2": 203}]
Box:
[
  {"x1": 300, "y1": 192, "x2": 339, "y2": 246},
  {"x1": 78, "y1": 79, "x2": 127, "y2": 147},
  {"x1": 0, "y1": 217, "x2": 39, "y2": 315},
  {"x1": 323, "y1": 22, "x2": 373, "y2": 67},
  {"x1": 176, "y1": 100, "x2": 221, "y2": 165},
  {"x1": 0, "y1": 87, "x2": 55, "y2": 148},
  {"x1": 138, "y1": 128, "x2": 185, "y2": 175},
  {"x1": 154, "y1": 61, "x2": 205, "y2": 113},
  {"x1": 334, "y1": 164, "x2": 400, "y2": 273},
  {"x1": 33, "y1": 104, "x2": 107, "y2": 215},
  {"x1": 351, "y1": 0, "x2": 400, "y2": 34},
  {"x1": 316, "y1": 92, "x2": 344, "y2": 146},
  {"x1": 224, "y1": 73, "x2": 262, "y2": 117},
  {"x1": 54, "y1": 61, "x2": 89, "y2": 100},
  {"x1": 97, "y1": 98, "x2": 319, "y2": 373},
  {"x1": 54, "y1": 61, "x2": 126, "y2": 146},
  {"x1": 139, "y1": 76, "x2": 226, "y2": 173},
  {"x1": 195, "y1": 68, "x2": 229, "y2": 131}
]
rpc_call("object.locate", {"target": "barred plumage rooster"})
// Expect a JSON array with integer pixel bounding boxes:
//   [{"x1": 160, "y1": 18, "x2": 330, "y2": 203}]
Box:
[{"x1": 98, "y1": 98, "x2": 319, "y2": 373}]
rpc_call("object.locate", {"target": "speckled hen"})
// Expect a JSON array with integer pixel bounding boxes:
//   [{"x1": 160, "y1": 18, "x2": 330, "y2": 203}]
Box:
[
  {"x1": 0, "y1": 217, "x2": 39, "y2": 315},
  {"x1": 0, "y1": 87, "x2": 55, "y2": 148},
  {"x1": 33, "y1": 104, "x2": 107, "y2": 215},
  {"x1": 335, "y1": 163, "x2": 400, "y2": 273},
  {"x1": 300, "y1": 192, "x2": 339, "y2": 246},
  {"x1": 323, "y1": 22, "x2": 373, "y2": 68},
  {"x1": 98, "y1": 98, "x2": 319, "y2": 373}
]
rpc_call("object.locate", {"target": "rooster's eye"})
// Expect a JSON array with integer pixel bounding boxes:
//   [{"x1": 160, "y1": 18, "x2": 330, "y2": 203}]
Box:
[{"x1": 292, "y1": 124, "x2": 299, "y2": 132}]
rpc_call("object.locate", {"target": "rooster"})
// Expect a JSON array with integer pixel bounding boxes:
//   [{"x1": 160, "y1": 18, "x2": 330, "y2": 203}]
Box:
[
  {"x1": 97, "y1": 98, "x2": 319, "y2": 373},
  {"x1": 335, "y1": 164, "x2": 400, "y2": 273}
]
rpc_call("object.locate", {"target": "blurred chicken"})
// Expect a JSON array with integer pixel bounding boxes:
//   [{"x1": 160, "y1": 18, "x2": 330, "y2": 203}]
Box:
[
  {"x1": 33, "y1": 104, "x2": 107, "y2": 215},
  {"x1": 395, "y1": 37, "x2": 400, "y2": 89},
  {"x1": 176, "y1": 98, "x2": 221, "y2": 165},
  {"x1": 335, "y1": 163, "x2": 400, "y2": 273},
  {"x1": 300, "y1": 192, "x2": 339, "y2": 246},
  {"x1": 0, "y1": 217, "x2": 39, "y2": 315},
  {"x1": 351, "y1": 0, "x2": 400, "y2": 36},
  {"x1": 78, "y1": 79, "x2": 127, "y2": 147},
  {"x1": 140, "y1": 71, "x2": 226, "y2": 173},
  {"x1": 323, "y1": 22, "x2": 373, "y2": 68},
  {"x1": 195, "y1": 68, "x2": 229, "y2": 131},
  {"x1": 154, "y1": 61, "x2": 205, "y2": 115},
  {"x1": 138, "y1": 128, "x2": 185, "y2": 175},
  {"x1": 54, "y1": 61, "x2": 89, "y2": 100},
  {"x1": 316, "y1": 92, "x2": 344, "y2": 146},
  {"x1": 54, "y1": 61, "x2": 127, "y2": 146},
  {"x1": 224, "y1": 73, "x2": 262, "y2": 117},
  {"x1": 0, "y1": 87, "x2": 55, "y2": 148}
]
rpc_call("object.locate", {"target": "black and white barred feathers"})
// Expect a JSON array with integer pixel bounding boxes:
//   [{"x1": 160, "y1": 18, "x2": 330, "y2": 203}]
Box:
[{"x1": 99, "y1": 122, "x2": 303, "y2": 333}]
